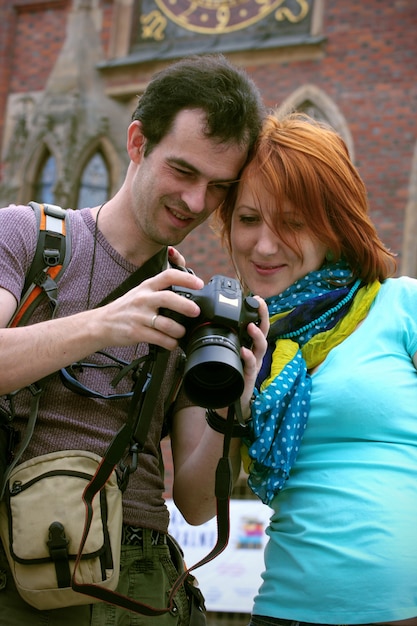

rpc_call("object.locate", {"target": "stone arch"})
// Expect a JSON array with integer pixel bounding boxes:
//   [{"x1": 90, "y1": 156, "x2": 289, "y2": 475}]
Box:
[
  {"x1": 70, "y1": 135, "x2": 123, "y2": 208},
  {"x1": 6, "y1": 100, "x2": 127, "y2": 209},
  {"x1": 275, "y1": 84, "x2": 355, "y2": 161},
  {"x1": 20, "y1": 135, "x2": 63, "y2": 205},
  {"x1": 0, "y1": 0, "x2": 130, "y2": 208},
  {"x1": 400, "y1": 140, "x2": 417, "y2": 278}
]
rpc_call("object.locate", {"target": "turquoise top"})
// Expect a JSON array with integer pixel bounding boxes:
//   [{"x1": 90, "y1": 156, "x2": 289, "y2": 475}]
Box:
[{"x1": 252, "y1": 277, "x2": 417, "y2": 623}]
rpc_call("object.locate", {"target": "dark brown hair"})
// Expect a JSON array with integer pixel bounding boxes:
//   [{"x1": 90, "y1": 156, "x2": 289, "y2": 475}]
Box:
[{"x1": 132, "y1": 54, "x2": 265, "y2": 157}]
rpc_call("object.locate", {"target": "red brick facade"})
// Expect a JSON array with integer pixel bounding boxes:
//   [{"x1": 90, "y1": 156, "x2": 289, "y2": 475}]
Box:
[{"x1": 0, "y1": 0, "x2": 416, "y2": 281}]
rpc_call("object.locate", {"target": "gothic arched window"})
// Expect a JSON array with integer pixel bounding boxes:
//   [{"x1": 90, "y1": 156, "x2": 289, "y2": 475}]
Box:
[
  {"x1": 78, "y1": 152, "x2": 109, "y2": 208},
  {"x1": 297, "y1": 100, "x2": 327, "y2": 122},
  {"x1": 34, "y1": 154, "x2": 57, "y2": 204}
]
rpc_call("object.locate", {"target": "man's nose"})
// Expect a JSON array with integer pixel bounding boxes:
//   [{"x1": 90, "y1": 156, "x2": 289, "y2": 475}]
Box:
[{"x1": 181, "y1": 184, "x2": 207, "y2": 214}]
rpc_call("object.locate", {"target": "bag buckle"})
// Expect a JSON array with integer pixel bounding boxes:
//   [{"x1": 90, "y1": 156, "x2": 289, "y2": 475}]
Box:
[
  {"x1": 47, "y1": 521, "x2": 71, "y2": 588},
  {"x1": 119, "y1": 443, "x2": 139, "y2": 492}
]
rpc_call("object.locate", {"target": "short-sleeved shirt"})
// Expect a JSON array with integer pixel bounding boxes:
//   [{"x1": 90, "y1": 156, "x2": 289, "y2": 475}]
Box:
[
  {"x1": 0, "y1": 204, "x2": 187, "y2": 531},
  {"x1": 253, "y1": 277, "x2": 417, "y2": 623}
]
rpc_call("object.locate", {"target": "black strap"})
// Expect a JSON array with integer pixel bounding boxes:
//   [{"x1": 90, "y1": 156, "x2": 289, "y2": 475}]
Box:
[
  {"x1": 97, "y1": 248, "x2": 168, "y2": 307},
  {"x1": 24, "y1": 202, "x2": 69, "y2": 296},
  {"x1": 1, "y1": 247, "x2": 170, "y2": 495},
  {"x1": 72, "y1": 362, "x2": 236, "y2": 615},
  {"x1": 0, "y1": 385, "x2": 43, "y2": 500},
  {"x1": 6, "y1": 229, "x2": 230, "y2": 612},
  {"x1": 9, "y1": 203, "x2": 70, "y2": 327}
]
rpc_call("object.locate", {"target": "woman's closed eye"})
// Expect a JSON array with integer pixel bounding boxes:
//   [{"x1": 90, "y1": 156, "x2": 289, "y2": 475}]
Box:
[
  {"x1": 238, "y1": 213, "x2": 261, "y2": 225},
  {"x1": 284, "y1": 218, "x2": 304, "y2": 231}
]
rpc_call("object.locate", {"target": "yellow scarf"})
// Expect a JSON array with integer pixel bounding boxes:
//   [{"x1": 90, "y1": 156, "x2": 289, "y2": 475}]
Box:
[{"x1": 242, "y1": 281, "x2": 381, "y2": 499}]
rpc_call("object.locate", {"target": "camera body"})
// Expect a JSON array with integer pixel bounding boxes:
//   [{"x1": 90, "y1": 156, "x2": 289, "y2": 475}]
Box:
[{"x1": 162, "y1": 275, "x2": 260, "y2": 408}]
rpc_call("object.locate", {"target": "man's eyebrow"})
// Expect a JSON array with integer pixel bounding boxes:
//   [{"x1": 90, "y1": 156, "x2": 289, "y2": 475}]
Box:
[
  {"x1": 167, "y1": 157, "x2": 240, "y2": 184},
  {"x1": 166, "y1": 157, "x2": 199, "y2": 173}
]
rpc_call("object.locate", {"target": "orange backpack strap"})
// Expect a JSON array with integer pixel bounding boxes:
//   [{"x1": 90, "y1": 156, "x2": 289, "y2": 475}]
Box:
[
  {"x1": 9, "y1": 202, "x2": 70, "y2": 328},
  {"x1": 1, "y1": 203, "x2": 70, "y2": 498}
]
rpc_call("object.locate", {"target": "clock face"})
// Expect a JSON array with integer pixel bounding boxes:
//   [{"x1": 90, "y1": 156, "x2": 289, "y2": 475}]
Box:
[{"x1": 154, "y1": 0, "x2": 286, "y2": 34}]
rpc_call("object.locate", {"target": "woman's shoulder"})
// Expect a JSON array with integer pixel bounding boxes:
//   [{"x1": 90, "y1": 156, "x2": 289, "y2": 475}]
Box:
[
  {"x1": 377, "y1": 276, "x2": 417, "y2": 316},
  {"x1": 379, "y1": 275, "x2": 417, "y2": 296}
]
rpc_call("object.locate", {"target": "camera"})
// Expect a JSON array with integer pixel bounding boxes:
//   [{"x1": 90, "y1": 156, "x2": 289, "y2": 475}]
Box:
[{"x1": 162, "y1": 275, "x2": 260, "y2": 409}]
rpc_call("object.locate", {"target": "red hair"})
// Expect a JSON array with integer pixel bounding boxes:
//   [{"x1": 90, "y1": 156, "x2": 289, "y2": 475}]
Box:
[{"x1": 216, "y1": 113, "x2": 396, "y2": 283}]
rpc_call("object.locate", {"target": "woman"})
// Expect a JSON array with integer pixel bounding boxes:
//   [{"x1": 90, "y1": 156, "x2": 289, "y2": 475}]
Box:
[{"x1": 216, "y1": 113, "x2": 417, "y2": 625}]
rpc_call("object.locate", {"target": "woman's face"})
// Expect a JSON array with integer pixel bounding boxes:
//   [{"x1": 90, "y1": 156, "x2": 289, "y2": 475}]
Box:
[{"x1": 231, "y1": 184, "x2": 327, "y2": 299}]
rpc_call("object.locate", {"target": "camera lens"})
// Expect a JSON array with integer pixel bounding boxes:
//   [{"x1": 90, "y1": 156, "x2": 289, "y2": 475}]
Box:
[{"x1": 182, "y1": 325, "x2": 244, "y2": 408}]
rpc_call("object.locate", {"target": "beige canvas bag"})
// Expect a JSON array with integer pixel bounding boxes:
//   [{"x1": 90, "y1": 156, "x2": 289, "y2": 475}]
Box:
[{"x1": 0, "y1": 449, "x2": 122, "y2": 610}]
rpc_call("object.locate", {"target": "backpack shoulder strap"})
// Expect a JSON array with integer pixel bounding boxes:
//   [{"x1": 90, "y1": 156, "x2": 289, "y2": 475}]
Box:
[
  {"x1": 1, "y1": 202, "x2": 70, "y2": 497},
  {"x1": 9, "y1": 202, "x2": 71, "y2": 328}
]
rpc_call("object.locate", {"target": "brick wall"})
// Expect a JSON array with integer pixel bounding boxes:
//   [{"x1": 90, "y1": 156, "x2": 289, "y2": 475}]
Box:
[
  {"x1": 9, "y1": 2, "x2": 67, "y2": 94},
  {"x1": 167, "y1": 2, "x2": 417, "y2": 278},
  {"x1": 0, "y1": 1, "x2": 16, "y2": 180},
  {"x1": 1, "y1": 0, "x2": 416, "y2": 276}
]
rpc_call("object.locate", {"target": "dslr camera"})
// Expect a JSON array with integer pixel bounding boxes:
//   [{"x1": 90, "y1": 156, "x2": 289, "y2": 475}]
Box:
[{"x1": 162, "y1": 275, "x2": 260, "y2": 409}]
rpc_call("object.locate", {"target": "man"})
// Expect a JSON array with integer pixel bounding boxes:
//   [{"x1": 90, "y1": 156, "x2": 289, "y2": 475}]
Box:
[{"x1": 0, "y1": 54, "x2": 267, "y2": 625}]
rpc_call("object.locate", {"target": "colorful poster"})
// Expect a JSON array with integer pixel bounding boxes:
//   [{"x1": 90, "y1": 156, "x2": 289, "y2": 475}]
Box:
[{"x1": 166, "y1": 499, "x2": 272, "y2": 613}]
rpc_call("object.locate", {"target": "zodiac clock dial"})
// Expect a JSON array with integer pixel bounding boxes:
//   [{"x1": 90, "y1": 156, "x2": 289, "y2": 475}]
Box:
[{"x1": 153, "y1": 0, "x2": 288, "y2": 34}]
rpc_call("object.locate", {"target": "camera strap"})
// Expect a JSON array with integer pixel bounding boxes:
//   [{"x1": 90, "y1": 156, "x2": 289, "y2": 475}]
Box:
[{"x1": 72, "y1": 353, "x2": 236, "y2": 614}]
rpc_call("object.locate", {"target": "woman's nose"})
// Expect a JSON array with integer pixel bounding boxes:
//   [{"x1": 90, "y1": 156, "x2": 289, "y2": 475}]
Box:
[{"x1": 255, "y1": 225, "x2": 280, "y2": 256}]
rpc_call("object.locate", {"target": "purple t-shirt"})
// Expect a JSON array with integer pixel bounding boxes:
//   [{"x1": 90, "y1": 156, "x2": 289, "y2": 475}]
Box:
[{"x1": 0, "y1": 204, "x2": 186, "y2": 531}]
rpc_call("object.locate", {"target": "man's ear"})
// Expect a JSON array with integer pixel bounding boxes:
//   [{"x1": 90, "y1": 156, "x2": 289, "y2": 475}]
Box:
[{"x1": 127, "y1": 121, "x2": 146, "y2": 163}]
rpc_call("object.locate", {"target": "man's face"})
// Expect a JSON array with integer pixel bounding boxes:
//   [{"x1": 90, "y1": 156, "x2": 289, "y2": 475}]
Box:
[{"x1": 129, "y1": 109, "x2": 249, "y2": 247}]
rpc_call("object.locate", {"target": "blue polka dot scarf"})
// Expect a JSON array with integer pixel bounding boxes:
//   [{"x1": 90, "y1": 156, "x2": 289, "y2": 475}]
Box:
[{"x1": 242, "y1": 260, "x2": 380, "y2": 505}]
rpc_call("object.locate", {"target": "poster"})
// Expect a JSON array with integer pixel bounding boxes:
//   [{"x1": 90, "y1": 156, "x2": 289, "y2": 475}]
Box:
[{"x1": 166, "y1": 499, "x2": 272, "y2": 613}]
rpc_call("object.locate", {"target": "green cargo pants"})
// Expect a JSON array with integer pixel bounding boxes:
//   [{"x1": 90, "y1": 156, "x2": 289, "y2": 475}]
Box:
[{"x1": 0, "y1": 529, "x2": 189, "y2": 626}]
